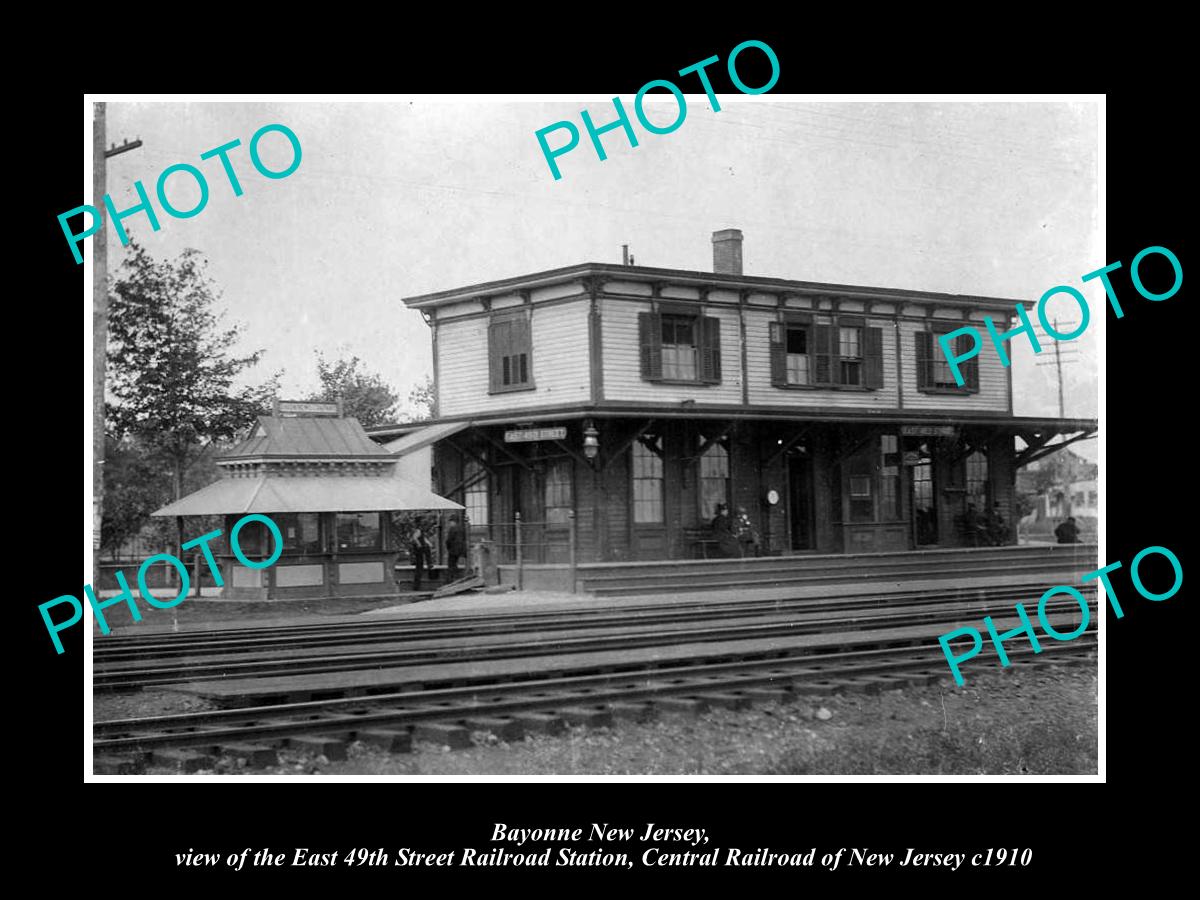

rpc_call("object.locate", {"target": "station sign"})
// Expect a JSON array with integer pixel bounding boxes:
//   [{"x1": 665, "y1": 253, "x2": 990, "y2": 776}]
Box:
[
  {"x1": 901, "y1": 425, "x2": 957, "y2": 437},
  {"x1": 504, "y1": 427, "x2": 567, "y2": 443},
  {"x1": 276, "y1": 400, "x2": 340, "y2": 417}
]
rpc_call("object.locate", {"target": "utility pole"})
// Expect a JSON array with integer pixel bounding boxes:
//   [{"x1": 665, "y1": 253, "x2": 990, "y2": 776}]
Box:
[
  {"x1": 1035, "y1": 318, "x2": 1079, "y2": 420},
  {"x1": 93, "y1": 102, "x2": 142, "y2": 587},
  {"x1": 1034, "y1": 317, "x2": 1080, "y2": 518}
]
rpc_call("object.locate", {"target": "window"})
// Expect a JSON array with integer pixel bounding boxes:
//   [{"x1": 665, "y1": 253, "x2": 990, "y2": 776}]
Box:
[
  {"x1": 848, "y1": 474, "x2": 873, "y2": 522},
  {"x1": 335, "y1": 512, "x2": 381, "y2": 551},
  {"x1": 881, "y1": 434, "x2": 900, "y2": 520},
  {"x1": 276, "y1": 512, "x2": 322, "y2": 555},
  {"x1": 661, "y1": 315, "x2": 697, "y2": 381},
  {"x1": 463, "y1": 459, "x2": 489, "y2": 528},
  {"x1": 771, "y1": 315, "x2": 882, "y2": 389},
  {"x1": 966, "y1": 451, "x2": 989, "y2": 509},
  {"x1": 699, "y1": 437, "x2": 729, "y2": 519},
  {"x1": 488, "y1": 313, "x2": 533, "y2": 393},
  {"x1": 916, "y1": 328, "x2": 979, "y2": 393},
  {"x1": 231, "y1": 516, "x2": 275, "y2": 558},
  {"x1": 786, "y1": 327, "x2": 809, "y2": 385},
  {"x1": 1087, "y1": 490, "x2": 1097, "y2": 506},
  {"x1": 839, "y1": 326, "x2": 863, "y2": 386},
  {"x1": 639, "y1": 311, "x2": 721, "y2": 383},
  {"x1": 632, "y1": 439, "x2": 664, "y2": 524},
  {"x1": 544, "y1": 458, "x2": 573, "y2": 525}
]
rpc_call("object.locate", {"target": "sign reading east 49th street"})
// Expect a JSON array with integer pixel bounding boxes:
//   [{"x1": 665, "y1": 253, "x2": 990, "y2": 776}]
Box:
[{"x1": 504, "y1": 427, "x2": 567, "y2": 443}]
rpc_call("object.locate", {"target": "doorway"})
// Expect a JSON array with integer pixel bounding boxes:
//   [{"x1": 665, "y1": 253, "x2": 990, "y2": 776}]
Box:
[
  {"x1": 908, "y1": 440, "x2": 938, "y2": 546},
  {"x1": 787, "y1": 451, "x2": 814, "y2": 550}
]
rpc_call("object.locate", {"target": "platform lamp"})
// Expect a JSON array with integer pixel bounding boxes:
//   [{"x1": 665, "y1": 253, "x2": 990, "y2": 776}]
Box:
[{"x1": 582, "y1": 419, "x2": 600, "y2": 466}]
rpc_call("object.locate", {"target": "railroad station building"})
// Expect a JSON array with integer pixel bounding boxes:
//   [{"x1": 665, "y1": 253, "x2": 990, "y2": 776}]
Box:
[{"x1": 372, "y1": 230, "x2": 1096, "y2": 570}]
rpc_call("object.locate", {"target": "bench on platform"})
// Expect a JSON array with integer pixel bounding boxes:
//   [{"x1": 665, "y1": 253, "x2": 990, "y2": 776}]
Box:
[{"x1": 683, "y1": 527, "x2": 722, "y2": 559}]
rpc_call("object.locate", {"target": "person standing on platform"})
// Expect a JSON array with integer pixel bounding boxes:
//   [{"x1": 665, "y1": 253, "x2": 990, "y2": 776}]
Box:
[
  {"x1": 711, "y1": 503, "x2": 741, "y2": 558},
  {"x1": 444, "y1": 514, "x2": 466, "y2": 582},
  {"x1": 409, "y1": 526, "x2": 433, "y2": 591}
]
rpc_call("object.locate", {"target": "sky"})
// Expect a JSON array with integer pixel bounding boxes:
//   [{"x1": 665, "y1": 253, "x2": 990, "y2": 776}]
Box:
[{"x1": 102, "y1": 98, "x2": 1099, "y2": 456}]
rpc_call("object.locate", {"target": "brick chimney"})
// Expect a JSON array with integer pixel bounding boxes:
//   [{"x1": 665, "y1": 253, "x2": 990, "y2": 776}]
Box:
[{"x1": 712, "y1": 228, "x2": 743, "y2": 276}]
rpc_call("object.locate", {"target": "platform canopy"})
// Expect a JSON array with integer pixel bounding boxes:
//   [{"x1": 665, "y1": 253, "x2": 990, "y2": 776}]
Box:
[{"x1": 152, "y1": 475, "x2": 462, "y2": 517}]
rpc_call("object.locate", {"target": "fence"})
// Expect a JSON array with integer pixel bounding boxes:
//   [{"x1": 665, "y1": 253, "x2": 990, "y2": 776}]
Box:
[{"x1": 484, "y1": 511, "x2": 578, "y2": 591}]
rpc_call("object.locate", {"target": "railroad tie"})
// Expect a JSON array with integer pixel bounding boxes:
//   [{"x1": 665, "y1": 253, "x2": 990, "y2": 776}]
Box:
[
  {"x1": 513, "y1": 712, "x2": 566, "y2": 736},
  {"x1": 356, "y1": 729, "x2": 414, "y2": 753},
  {"x1": 287, "y1": 735, "x2": 349, "y2": 761},
  {"x1": 464, "y1": 717, "x2": 525, "y2": 742},
  {"x1": 150, "y1": 748, "x2": 215, "y2": 773},
  {"x1": 560, "y1": 707, "x2": 614, "y2": 728},
  {"x1": 217, "y1": 743, "x2": 280, "y2": 767},
  {"x1": 412, "y1": 722, "x2": 472, "y2": 749}
]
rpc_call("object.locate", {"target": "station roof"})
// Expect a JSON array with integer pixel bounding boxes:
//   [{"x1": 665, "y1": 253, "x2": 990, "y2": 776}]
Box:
[
  {"x1": 221, "y1": 415, "x2": 391, "y2": 462},
  {"x1": 365, "y1": 404, "x2": 1097, "y2": 436},
  {"x1": 400, "y1": 262, "x2": 1030, "y2": 313},
  {"x1": 152, "y1": 474, "x2": 462, "y2": 517}
]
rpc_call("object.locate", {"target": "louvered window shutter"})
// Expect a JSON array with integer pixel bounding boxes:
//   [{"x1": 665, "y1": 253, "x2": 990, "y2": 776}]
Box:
[
  {"x1": 699, "y1": 315, "x2": 721, "y2": 383},
  {"x1": 864, "y1": 326, "x2": 884, "y2": 388},
  {"x1": 769, "y1": 322, "x2": 787, "y2": 386},
  {"x1": 638, "y1": 312, "x2": 663, "y2": 381},
  {"x1": 915, "y1": 330, "x2": 932, "y2": 390}
]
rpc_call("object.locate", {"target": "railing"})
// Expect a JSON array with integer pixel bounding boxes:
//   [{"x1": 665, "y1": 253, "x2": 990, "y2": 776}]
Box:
[{"x1": 484, "y1": 511, "x2": 578, "y2": 591}]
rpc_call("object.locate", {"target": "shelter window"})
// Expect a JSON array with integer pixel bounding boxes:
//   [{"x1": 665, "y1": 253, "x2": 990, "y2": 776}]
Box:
[
  {"x1": 278, "y1": 512, "x2": 322, "y2": 554},
  {"x1": 336, "y1": 512, "x2": 381, "y2": 551}
]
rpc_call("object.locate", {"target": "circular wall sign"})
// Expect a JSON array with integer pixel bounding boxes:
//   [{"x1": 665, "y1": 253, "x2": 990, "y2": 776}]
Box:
[{"x1": 765, "y1": 489, "x2": 780, "y2": 506}]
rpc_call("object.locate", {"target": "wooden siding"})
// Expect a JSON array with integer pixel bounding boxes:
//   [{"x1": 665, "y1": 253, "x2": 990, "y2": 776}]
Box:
[
  {"x1": 898, "y1": 320, "x2": 1008, "y2": 412},
  {"x1": 601, "y1": 298, "x2": 744, "y2": 405},
  {"x1": 437, "y1": 298, "x2": 591, "y2": 416},
  {"x1": 746, "y1": 309, "x2": 900, "y2": 408}
]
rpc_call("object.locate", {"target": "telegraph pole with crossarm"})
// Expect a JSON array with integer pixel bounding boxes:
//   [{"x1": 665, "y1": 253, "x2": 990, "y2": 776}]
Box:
[{"x1": 93, "y1": 101, "x2": 142, "y2": 586}]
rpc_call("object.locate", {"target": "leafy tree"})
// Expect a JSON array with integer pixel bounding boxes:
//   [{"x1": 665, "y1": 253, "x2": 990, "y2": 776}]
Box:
[
  {"x1": 106, "y1": 242, "x2": 278, "y2": 511},
  {"x1": 406, "y1": 374, "x2": 435, "y2": 420},
  {"x1": 309, "y1": 352, "x2": 400, "y2": 427}
]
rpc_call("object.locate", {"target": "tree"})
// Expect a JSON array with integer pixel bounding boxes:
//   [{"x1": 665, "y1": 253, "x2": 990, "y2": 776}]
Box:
[
  {"x1": 309, "y1": 352, "x2": 400, "y2": 427},
  {"x1": 106, "y1": 242, "x2": 278, "y2": 515},
  {"x1": 407, "y1": 374, "x2": 435, "y2": 421}
]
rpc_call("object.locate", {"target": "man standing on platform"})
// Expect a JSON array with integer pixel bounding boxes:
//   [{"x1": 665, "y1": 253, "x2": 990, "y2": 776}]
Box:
[
  {"x1": 445, "y1": 514, "x2": 465, "y2": 582},
  {"x1": 410, "y1": 526, "x2": 433, "y2": 591}
]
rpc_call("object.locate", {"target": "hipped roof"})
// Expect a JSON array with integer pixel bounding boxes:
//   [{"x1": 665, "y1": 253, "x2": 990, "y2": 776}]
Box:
[
  {"x1": 221, "y1": 415, "x2": 390, "y2": 461},
  {"x1": 152, "y1": 475, "x2": 462, "y2": 516}
]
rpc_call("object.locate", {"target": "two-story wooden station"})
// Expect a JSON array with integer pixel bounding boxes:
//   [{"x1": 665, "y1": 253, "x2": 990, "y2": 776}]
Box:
[{"x1": 374, "y1": 230, "x2": 1096, "y2": 565}]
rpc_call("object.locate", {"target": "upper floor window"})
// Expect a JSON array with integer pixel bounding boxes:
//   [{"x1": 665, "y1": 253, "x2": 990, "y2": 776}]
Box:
[
  {"x1": 661, "y1": 315, "x2": 697, "y2": 380},
  {"x1": 916, "y1": 326, "x2": 979, "y2": 394},
  {"x1": 638, "y1": 309, "x2": 721, "y2": 384},
  {"x1": 839, "y1": 325, "x2": 863, "y2": 386},
  {"x1": 770, "y1": 313, "x2": 883, "y2": 390},
  {"x1": 488, "y1": 313, "x2": 534, "y2": 394}
]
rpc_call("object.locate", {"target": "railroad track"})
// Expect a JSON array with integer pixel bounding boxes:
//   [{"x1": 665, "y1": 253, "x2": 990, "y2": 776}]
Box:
[
  {"x1": 93, "y1": 599, "x2": 1097, "y2": 772},
  {"x1": 94, "y1": 579, "x2": 1085, "y2": 691},
  {"x1": 93, "y1": 592, "x2": 1089, "y2": 691}
]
